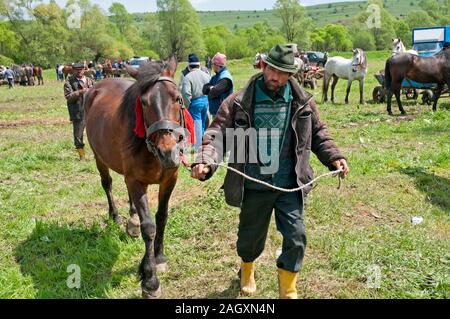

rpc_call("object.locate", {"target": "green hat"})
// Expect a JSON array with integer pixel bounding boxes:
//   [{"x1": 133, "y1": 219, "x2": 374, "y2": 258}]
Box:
[
  {"x1": 262, "y1": 44, "x2": 297, "y2": 74},
  {"x1": 73, "y1": 62, "x2": 84, "y2": 69}
]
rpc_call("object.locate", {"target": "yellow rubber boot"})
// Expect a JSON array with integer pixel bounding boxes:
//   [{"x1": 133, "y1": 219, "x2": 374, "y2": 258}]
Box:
[
  {"x1": 278, "y1": 268, "x2": 298, "y2": 299},
  {"x1": 77, "y1": 148, "x2": 86, "y2": 161},
  {"x1": 240, "y1": 261, "x2": 256, "y2": 296}
]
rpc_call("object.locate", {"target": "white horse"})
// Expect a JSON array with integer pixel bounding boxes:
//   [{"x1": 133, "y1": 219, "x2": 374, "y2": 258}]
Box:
[
  {"x1": 392, "y1": 38, "x2": 418, "y2": 56},
  {"x1": 253, "y1": 53, "x2": 267, "y2": 70},
  {"x1": 323, "y1": 48, "x2": 368, "y2": 105}
]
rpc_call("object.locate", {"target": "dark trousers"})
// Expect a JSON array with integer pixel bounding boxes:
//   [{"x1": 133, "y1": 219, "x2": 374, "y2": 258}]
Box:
[
  {"x1": 72, "y1": 120, "x2": 85, "y2": 149},
  {"x1": 237, "y1": 189, "x2": 307, "y2": 273},
  {"x1": 7, "y1": 78, "x2": 13, "y2": 89}
]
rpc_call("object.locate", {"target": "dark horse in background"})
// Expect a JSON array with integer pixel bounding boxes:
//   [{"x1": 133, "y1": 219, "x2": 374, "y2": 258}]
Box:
[
  {"x1": 385, "y1": 46, "x2": 450, "y2": 115},
  {"x1": 33, "y1": 65, "x2": 44, "y2": 85},
  {"x1": 84, "y1": 57, "x2": 187, "y2": 298}
]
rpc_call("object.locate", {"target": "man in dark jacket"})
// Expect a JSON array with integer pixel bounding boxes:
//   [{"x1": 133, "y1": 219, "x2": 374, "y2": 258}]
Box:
[
  {"x1": 202, "y1": 52, "x2": 234, "y2": 117},
  {"x1": 63, "y1": 62, "x2": 94, "y2": 160},
  {"x1": 192, "y1": 45, "x2": 349, "y2": 299}
]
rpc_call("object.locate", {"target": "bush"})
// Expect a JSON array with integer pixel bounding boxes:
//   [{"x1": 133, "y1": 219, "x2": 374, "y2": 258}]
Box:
[
  {"x1": 137, "y1": 49, "x2": 159, "y2": 60},
  {"x1": 0, "y1": 55, "x2": 14, "y2": 66},
  {"x1": 352, "y1": 31, "x2": 376, "y2": 51}
]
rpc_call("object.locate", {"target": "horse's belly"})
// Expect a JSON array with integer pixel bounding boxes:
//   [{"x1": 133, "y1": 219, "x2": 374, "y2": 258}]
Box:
[{"x1": 86, "y1": 94, "x2": 127, "y2": 174}]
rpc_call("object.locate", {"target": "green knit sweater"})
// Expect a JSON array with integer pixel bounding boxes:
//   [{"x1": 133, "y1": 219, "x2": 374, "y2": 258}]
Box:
[{"x1": 245, "y1": 76, "x2": 297, "y2": 190}]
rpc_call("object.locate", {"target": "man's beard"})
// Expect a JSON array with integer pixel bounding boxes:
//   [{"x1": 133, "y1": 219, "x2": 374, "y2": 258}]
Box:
[{"x1": 265, "y1": 79, "x2": 282, "y2": 92}]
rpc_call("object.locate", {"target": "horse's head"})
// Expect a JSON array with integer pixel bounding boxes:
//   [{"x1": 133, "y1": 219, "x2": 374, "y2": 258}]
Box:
[
  {"x1": 126, "y1": 56, "x2": 185, "y2": 169},
  {"x1": 352, "y1": 49, "x2": 366, "y2": 72},
  {"x1": 392, "y1": 38, "x2": 405, "y2": 55}
]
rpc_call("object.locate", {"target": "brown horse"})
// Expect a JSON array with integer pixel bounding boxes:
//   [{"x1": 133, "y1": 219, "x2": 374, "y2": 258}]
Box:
[
  {"x1": 63, "y1": 65, "x2": 74, "y2": 80},
  {"x1": 84, "y1": 57, "x2": 187, "y2": 299},
  {"x1": 385, "y1": 47, "x2": 450, "y2": 115},
  {"x1": 33, "y1": 65, "x2": 44, "y2": 85}
]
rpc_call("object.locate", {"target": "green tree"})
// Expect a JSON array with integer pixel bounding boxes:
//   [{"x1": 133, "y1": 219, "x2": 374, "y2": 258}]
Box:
[
  {"x1": 323, "y1": 24, "x2": 352, "y2": 51},
  {"x1": 108, "y1": 2, "x2": 132, "y2": 34},
  {"x1": 203, "y1": 33, "x2": 226, "y2": 57},
  {"x1": 353, "y1": 1, "x2": 396, "y2": 50},
  {"x1": 156, "y1": 0, "x2": 205, "y2": 60},
  {"x1": 406, "y1": 10, "x2": 434, "y2": 29},
  {"x1": 394, "y1": 19, "x2": 412, "y2": 48},
  {"x1": 351, "y1": 30, "x2": 376, "y2": 51},
  {"x1": 419, "y1": 0, "x2": 440, "y2": 20},
  {"x1": 226, "y1": 34, "x2": 251, "y2": 59},
  {"x1": 273, "y1": 0, "x2": 312, "y2": 43},
  {"x1": 0, "y1": 22, "x2": 19, "y2": 59}
]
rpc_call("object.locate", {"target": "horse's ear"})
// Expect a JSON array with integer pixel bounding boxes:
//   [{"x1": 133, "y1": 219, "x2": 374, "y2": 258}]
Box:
[
  {"x1": 163, "y1": 55, "x2": 178, "y2": 78},
  {"x1": 125, "y1": 65, "x2": 139, "y2": 79}
]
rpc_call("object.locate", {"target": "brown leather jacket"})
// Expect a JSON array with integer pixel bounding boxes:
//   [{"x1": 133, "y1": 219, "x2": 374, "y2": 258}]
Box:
[
  {"x1": 194, "y1": 73, "x2": 345, "y2": 207},
  {"x1": 64, "y1": 75, "x2": 94, "y2": 122}
]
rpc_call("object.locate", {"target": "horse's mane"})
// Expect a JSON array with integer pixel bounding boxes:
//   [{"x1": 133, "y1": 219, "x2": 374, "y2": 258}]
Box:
[
  {"x1": 358, "y1": 48, "x2": 367, "y2": 69},
  {"x1": 119, "y1": 61, "x2": 165, "y2": 154},
  {"x1": 437, "y1": 47, "x2": 450, "y2": 59}
]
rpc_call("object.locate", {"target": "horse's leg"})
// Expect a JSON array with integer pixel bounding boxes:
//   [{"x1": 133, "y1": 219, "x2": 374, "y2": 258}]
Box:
[
  {"x1": 393, "y1": 81, "x2": 406, "y2": 115},
  {"x1": 95, "y1": 158, "x2": 121, "y2": 224},
  {"x1": 126, "y1": 192, "x2": 141, "y2": 238},
  {"x1": 359, "y1": 78, "x2": 365, "y2": 105},
  {"x1": 331, "y1": 75, "x2": 339, "y2": 104},
  {"x1": 386, "y1": 85, "x2": 394, "y2": 116},
  {"x1": 323, "y1": 72, "x2": 332, "y2": 102},
  {"x1": 432, "y1": 84, "x2": 444, "y2": 112},
  {"x1": 154, "y1": 176, "x2": 177, "y2": 273},
  {"x1": 345, "y1": 79, "x2": 353, "y2": 104},
  {"x1": 126, "y1": 178, "x2": 161, "y2": 299}
]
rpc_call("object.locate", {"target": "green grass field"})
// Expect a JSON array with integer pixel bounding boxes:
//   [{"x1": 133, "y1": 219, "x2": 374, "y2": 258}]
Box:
[
  {"x1": 197, "y1": 0, "x2": 416, "y2": 29},
  {"x1": 0, "y1": 52, "x2": 449, "y2": 299}
]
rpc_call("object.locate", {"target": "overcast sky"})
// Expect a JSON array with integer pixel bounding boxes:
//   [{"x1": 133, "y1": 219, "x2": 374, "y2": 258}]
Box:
[{"x1": 52, "y1": 0, "x2": 363, "y2": 13}]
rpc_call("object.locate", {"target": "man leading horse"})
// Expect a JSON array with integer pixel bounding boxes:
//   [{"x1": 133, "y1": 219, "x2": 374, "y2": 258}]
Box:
[{"x1": 191, "y1": 44, "x2": 349, "y2": 299}]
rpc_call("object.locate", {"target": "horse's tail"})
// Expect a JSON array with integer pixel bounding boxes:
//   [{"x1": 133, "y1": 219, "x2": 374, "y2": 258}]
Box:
[{"x1": 384, "y1": 58, "x2": 392, "y2": 91}]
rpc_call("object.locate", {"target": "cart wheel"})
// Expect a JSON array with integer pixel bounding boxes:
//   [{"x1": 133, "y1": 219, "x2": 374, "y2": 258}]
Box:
[
  {"x1": 422, "y1": 90, "x2": 434, "y2": 106},
  {"x1": 309, "y1": 78, "x2": 317, "y2": 90},
  {"x1": 405, "y1": 88, "x2": 418, "y2": 100},
  {"x1": 372, "y1": 86, "x2": 385, "y2": 103}
]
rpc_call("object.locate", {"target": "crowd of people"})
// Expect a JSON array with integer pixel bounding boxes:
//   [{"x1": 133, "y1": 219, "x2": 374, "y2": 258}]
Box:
[{"x1": 180, "y1": 52, "x2": 234, "y2": 149}]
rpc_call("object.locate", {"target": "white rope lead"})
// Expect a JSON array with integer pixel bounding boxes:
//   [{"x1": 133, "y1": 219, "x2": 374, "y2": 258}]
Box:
[{"x1": 217, "y1": 163, "x2": 344, "y2": 193}]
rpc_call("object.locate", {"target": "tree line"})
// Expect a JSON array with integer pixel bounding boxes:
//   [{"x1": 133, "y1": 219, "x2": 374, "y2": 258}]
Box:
[{"x1": 0, "y1": 0, "x2": 449, "y2": 68}]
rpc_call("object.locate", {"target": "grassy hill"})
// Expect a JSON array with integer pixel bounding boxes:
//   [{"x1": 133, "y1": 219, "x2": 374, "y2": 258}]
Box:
[{"x1": 196, "y1": 0, "x2": 418, "y2": 29}]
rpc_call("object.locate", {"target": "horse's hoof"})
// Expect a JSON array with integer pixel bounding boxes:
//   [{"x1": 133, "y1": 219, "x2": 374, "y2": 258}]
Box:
[
  {"x1": 142, "y1": 286, "x2": 162, "y2": 299},
  {"x1": 156, "y1": 262, "x2": 168, "y2": 273},
  {"x1": 113, "y1": 215, "x2": 122, "y2": 225},
  {"x1": 126, "y1": 216, "x2": 141, "y2": 238}
]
